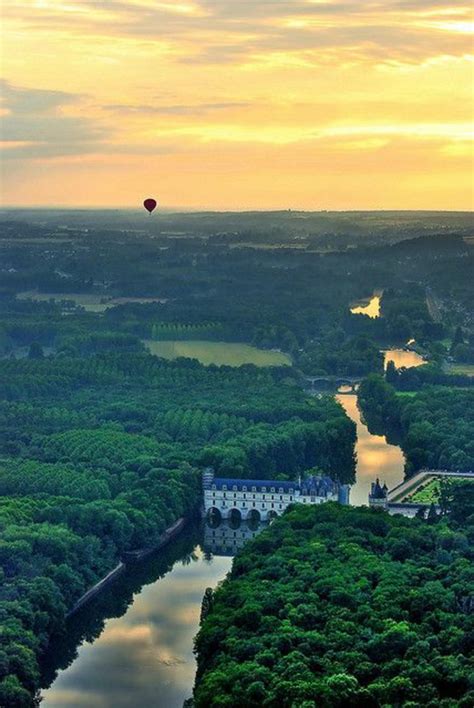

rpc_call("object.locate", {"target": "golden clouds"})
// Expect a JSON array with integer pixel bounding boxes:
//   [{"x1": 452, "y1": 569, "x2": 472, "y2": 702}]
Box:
[{"x1": 1, "y1": 0, "x2": 473, "y2": 208}]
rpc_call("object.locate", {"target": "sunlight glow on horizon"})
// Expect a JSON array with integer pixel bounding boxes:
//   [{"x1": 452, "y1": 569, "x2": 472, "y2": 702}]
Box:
[{"x1": 1, "y1": 0, "x2": 473, "y2": 209}]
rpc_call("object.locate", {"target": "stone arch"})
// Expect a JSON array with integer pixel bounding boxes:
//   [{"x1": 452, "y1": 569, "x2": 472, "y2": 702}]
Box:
[
  {"x1": 266, "y1": 510, "x2": 279, "y2": 522},
  {"x1": 228, "y1": 507, "x2": 242, "y2": 527},
  {"x1": 206, "y1": 507, "x2": 222, "y2": 524},
  {"x1": 246, "y1": 508, "x2": 261, "y2": 524}
]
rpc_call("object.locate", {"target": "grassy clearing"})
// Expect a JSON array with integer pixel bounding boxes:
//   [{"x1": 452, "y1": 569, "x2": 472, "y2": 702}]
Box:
[
  {"x1": 447, "y1": 363, "x2": 474, "y2": 377},
  {"x1": 17, "y1": 291, "x2": 167, "y2": 312},
  {"x1": 144, "y1": 340, "x2": 291, "y2": 367}
]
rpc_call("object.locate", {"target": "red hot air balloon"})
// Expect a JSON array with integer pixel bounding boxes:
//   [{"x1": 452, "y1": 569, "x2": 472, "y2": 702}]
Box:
[{"x1": 143, "y1": 198, "x2": 157, "y2": 214}]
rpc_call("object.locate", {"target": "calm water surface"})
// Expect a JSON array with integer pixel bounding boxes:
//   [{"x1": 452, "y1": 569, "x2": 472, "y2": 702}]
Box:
[
  {"x1": 41, "y1": 530, "x2": 232, "y2": 708},
  {"x1": 338, "y1": 347, "x2": 424, "y2": 506},
  {"x1": 350, "y1": 294, "x2": 381, "y2": 318},
  {"x1": 41, "y1": 348, "x2": 425, "y2": 707}
]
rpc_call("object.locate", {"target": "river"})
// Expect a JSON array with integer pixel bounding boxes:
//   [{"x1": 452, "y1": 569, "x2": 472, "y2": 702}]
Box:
[{"x1": 40, "y1": 347, "x2": 424, "y2": 708}]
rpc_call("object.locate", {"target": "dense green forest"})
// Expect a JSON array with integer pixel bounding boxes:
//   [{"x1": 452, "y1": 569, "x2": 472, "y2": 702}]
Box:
[
  {"x1": 194, "y1": 502, "x2": 474, "y2": 707},
  {"x1": 0, "y1": 352, "x2": 354, "y2": 706},
  {"x1": 0, "y1": 211, "x2": 473, "y2": 706},
  {"x1": 358, "y1": 376, "x2": 474, "y2": 474}
]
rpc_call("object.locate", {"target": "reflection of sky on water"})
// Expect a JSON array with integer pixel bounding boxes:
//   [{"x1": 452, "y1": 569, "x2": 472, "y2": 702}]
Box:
[
  {"x1": 42, "y1": 550, "x2": 232, "y2": 708},
  {"x1": 42, "y1": 346, "x2": 425, "y2": 707},
  {"x1": 383, "y1": 348, "x2": 425, "y2": 370},
  {"x1": 342, "y1": 348, "x2": 423, "y2": 505},
  {"x1": 350, "y1": 295, "x2": 380, "y2": 318},
  {"x1": 337, "y1": 394, "x2": 405, "y2": 507}
]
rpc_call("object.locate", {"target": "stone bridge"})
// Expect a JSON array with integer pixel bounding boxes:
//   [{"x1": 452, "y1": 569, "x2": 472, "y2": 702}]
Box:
[{"x1": 304, "y1": 375, "x2": 361, "y2": 393}]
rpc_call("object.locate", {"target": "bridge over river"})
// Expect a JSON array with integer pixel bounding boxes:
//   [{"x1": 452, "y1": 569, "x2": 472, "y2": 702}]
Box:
[{"x1": 304, "y1": 375, "x2": 361, "y2": 393}]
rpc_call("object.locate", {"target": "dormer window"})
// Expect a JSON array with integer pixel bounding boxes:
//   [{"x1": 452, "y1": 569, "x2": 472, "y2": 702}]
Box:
[
  {"x1": 232, "y1": 485, "x2": 237, "y2": 491},
  {"x1": 222, "y1": 485, "x2": 227, "y2": 491},
  {"x1": 270, "y1": 487, "x2": 275, "y2": 493},
  {"x1": 262, "y1": 487, "x2": 267, "y2": 492},
  {"x1": 211, "y1": 484, "x2": 216, "y2": 490},
  {"x1": 278, "y1": 488, "x2": 283, "y2": 494},
  {"x1": 242, "y1": 485, "x2": 247, "y2": 492},
  {"x1": 289, "y1": 488, "x2": 294, "y2": 494},
  {"x1": 251, "y1": 486, "x2": 256, "y2": 492}
]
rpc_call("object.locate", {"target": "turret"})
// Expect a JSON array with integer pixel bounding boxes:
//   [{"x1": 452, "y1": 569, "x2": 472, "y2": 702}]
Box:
[
  {"x1": 202, "y1": 468, "x2": 215, "y2": 491},
  {"x1": 338, "y1": 484, "x2": 350, "y2": 506},
  {"x1": 369, "y1": 478, "x2": 388, "y2": 509}
]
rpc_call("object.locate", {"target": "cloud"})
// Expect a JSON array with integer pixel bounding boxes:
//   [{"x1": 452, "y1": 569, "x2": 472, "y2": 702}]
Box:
[
  {"x1": 0, "y1": 81, "x2": 108, "y2": 159},
  {"x1": 4, "y1": 0, "x2": 472, "y2": 65},
  {"x1": 107, "y1": 101, "x2": 249, "y2": 116}
]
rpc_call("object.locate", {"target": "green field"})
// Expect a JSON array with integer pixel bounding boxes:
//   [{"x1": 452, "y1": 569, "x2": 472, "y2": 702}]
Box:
[
  {"x1": 447, "y1": 363, "x2": 474, "y2": 377},
  {"x1": 404, "y1": 476, "x2": 474, "y2": 504},
  {"x1": 17, "y1": 291, "x2": 168, "y2": 312},
  {"x1": 407, "y1": 478, "x2": 441, "y2": 504},
  {"x1": 144, "y1": 340, "x2": 291, "y2": 367}
]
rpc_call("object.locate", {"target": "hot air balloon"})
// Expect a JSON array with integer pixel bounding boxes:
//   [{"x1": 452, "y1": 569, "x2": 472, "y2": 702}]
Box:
[{"x1": 143, "y1": 198, "x2": 157, "y2": 214}]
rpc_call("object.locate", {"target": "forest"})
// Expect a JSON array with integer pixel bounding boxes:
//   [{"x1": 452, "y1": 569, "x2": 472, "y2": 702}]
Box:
[
  {"x1": 0, "y1": 211, "x2": 473, "y2": 706},
  {"x1": 0, "y1": 352, "x2": 355, "y2": 706},
  {"x1": 194, "y1": 501, "x2": 474, "y2": 707},
  {"x1": 358, "y1": 375, "x2": 474, "y2": 475}
]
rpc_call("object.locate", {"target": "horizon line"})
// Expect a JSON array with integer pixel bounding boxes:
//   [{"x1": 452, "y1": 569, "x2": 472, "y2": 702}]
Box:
[{"x1": 0, "y1": 206, "x2": 473, "y2": 214}]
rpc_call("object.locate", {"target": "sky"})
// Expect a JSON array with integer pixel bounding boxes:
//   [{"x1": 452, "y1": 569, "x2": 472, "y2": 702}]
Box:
[{"x1": 1, "y1": 0, "x2": 473, "y2": 210}]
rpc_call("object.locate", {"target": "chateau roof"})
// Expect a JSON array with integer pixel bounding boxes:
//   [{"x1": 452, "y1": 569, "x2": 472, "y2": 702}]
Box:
[
  {"x1": 211, "y1": 475, "x2": 338, "y2": 495},
  {"x1": 212, "y1": 478, "x2": 296, "y2": 492}
]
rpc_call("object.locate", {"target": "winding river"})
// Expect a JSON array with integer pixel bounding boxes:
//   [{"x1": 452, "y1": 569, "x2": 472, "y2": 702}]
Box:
[{"x1": 40, "y1": 347, "x2": 424, "y2": 707}]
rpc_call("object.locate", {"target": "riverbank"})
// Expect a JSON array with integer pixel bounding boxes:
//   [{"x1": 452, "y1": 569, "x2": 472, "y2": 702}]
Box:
[{"x1": 66, "y1": 517, "x2": 187, "y2": 618}]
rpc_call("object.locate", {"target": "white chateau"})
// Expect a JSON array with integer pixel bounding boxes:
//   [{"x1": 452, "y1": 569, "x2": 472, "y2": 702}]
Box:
[{"x1": 202, "y1": 468, "x2": 349, "y2": 521}]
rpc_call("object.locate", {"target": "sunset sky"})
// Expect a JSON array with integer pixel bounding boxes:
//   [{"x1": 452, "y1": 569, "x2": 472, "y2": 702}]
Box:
[{"x1": 1, "y1": 0, "x2": 473, "y2": 209}]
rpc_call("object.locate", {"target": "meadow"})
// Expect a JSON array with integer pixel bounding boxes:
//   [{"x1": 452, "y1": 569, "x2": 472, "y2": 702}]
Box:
[{"x1": 144, "y1": 340, "x2": 291, "y2": 367}]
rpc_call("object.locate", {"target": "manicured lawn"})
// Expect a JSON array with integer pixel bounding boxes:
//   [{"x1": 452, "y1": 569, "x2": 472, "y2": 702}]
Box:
[{"x1": 144, "y1": 340, "x2": 291, "y2": 367}]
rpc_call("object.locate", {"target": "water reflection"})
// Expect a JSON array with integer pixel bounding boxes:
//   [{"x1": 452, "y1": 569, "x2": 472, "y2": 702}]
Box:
[
  {"x1": 203, "y1": 519, "x2": 267, "y2": 556},
  {"x1": 337, "y1": 395, "x2": 405, "y2": 507},
  {"x1": 383, "y1": 348, "x2": 425, "y2": 369},
  {"x1": 350, "y1": 294, "x2": 381, "y2": 318},
  {"x1": 41, "y1": 523, "x2": 234, "y2": 708}
]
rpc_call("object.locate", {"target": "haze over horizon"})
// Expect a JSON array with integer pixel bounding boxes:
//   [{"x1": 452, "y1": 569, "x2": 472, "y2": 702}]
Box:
[{"x1": 1, "y1": 0, "x2": 473, "y2": 210}]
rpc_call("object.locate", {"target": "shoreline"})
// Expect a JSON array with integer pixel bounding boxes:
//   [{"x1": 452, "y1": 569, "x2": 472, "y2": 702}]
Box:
[{"x1": 66, "y1": 516, "x2": 187, "y2": 618}]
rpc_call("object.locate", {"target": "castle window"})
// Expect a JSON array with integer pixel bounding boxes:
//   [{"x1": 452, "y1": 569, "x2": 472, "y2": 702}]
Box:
[
  {"x1": 222, "y1": 485, "x2": 227, "y2": 491},
  {"x1": 271, "y1": 487, "x2": 275, "y2": 493},
  {"x1": 232, "y1": 485, "x2": 237, "y2": 491},
  {"x1": 242, "y1": 486, "x2": 247, "y2": 492},
  {"x1": 289, "y1": 488, "x2": 294, "y2": 494},
  {"x1": 251, "y1": 486, "x2": 256, "y2": 492},
  {"x1": 211, "y1": 484, "x2": 216, "y2": 490},
  {"x1": 262, "y1": 487, "x2": 267, "y2": 492},
  {"x1": 278, "y1": 488, "x2": 283, "y2": 494}
]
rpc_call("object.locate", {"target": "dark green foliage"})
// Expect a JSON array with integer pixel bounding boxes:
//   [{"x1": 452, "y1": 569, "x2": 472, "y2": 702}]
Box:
[
  {"x1": 194, "y1": 504, "x2": 474, "y2": 707},
  {"x1": 0, "y1": 352, "x2": 354, "y2": 705},
  {"x1": 298, "y1": 335, "x2": 384, "y2": 377},
  {"x1": 358, "y1": 378, "x2": 474, "y2": 474}
]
